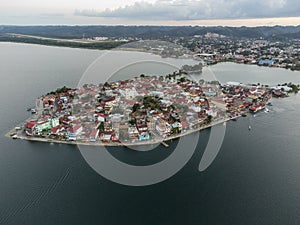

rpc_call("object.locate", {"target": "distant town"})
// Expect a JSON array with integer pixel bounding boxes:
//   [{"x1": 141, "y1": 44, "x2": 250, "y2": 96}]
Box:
[
  {"x1": 191, "y1": 35, "x2": 300, "y2": 71},
  {"x1": 119, "y1": 35, "x2": 300, "y2": 71},
  {"x1": 6, "y1": 72, "x2": 299, "y2": 146}
]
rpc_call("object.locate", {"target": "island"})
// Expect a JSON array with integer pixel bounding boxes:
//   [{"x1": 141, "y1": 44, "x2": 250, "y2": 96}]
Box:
[{"x1": 6, "y1": 73, "x2": 297, "y2": 147}]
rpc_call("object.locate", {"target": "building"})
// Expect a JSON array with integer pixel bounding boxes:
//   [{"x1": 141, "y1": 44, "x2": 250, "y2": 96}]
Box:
[
  {"x1": 146, "y1": 118, "x2": 156, "y2": 131},
  {"x1": 68, "y1": 124, "x2": 83, "y2": 140},
  {"x1": 156, "y1": 118, "x2": 171, "y2": 136},
  {"x1": 89, "y1": 129, "x2": 99, "y2": 142},
  {"x1": 128, "y1": 126, "x2": 139, "y2": 139},
  {"x1": 258, "y1": 59, "x2": 275, "y2": 66}
]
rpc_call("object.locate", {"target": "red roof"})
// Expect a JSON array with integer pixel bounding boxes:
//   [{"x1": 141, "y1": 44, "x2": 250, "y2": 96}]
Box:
[
  {"x1": 25, "y1": 121, "x2": 36, "y2": 129},
  {"x1": 103, "y1": 96, "x2": 115, "y2": 103},
  {"x1": 123, "y1": 99, "x2": 136, "y2": 105},
  {"x1": 51, "y1": 125, "x2": 65, "y2": 134},
  {"x1": 69, "y1": 124, "x2": 82, "y2": 133},
  {"x1": 181, "y1": 121, "x2": 189, "y2": 127},
  {"x1": 89, "y1": 129, "x2": 99, "y2": 137},
  {"x1": 51, "y1": 127, "x2": 60, "y2": 134}
]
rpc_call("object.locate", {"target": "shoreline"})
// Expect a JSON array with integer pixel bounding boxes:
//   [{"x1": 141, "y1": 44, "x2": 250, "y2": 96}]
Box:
[
  {"x1": 5, "y1": 115, "x2": 239, "y2": 148},
  {"x1": 1, "y1": 41, "x2": 299, "y2": 71}
]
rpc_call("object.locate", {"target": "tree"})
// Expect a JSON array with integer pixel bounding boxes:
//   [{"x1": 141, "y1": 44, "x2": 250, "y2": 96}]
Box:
[
  {"x1": 129, "y1": 119, "x2": 136, "y2": 126},
  {"x1": 180, "y1": 77, "x2": 186, "y2": 83},
  {"x1": 132, "y1": 103, "x2": 140, "y2": 112},
  {"x1": 98, "y1": 122, "x2": 104, "y2": 132},
  {"x1": 206, "y1": 115, "x2": 213, "y2": 124}
]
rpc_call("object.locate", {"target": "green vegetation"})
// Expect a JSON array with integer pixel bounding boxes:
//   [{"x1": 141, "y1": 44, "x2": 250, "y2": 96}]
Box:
[
  {"x1": 128, "y1": 119, "x2": 136, "y2": 126},
  {"x1": 291, "y1": 65, "x2": 300, "y2": 71},
  {"x1": 0, "y1": 34, "x2": 126, "y2": 50},
  {"x1": 182, "y1": 62, "x2": 203, "y2": 73},
  {"x1": 47, "y1": 86, "x2": 71, "y2": 95},
  {"x1": 278, "y1": 82, "x2": 300, "y2": 93},
  {"x1": 205, "y1": 115, "x2": 213, "y2": 124},
  {"x1": 1, "y1": 25, "x2": 300, "y2": 40},
  {"x1": 98, "y1": 122, "x2": 105, "y2": 132},
  {"x1": 287, "y1": 83, "x2": 300, "y2": 93},
  {"x1": 142, "y1": 96, "x2": 162, "y2": 111}
]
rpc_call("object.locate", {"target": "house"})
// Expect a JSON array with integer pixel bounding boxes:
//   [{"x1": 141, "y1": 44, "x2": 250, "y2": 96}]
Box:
[
  {"x1": 50, "y1": 118, "x2": 60, "y2": 128},
  {"x1": 68, "y1": 124, "x2": 83, "y2": 140},
  {"x1": 146, "y1": 118, "x2": 156, "y2": 131},
  {"x1": 25, "y1": 121, "x2": 36, "y2": 130},
  {"x1": 139, "y1": 132, "x2": 150, "y2": 141},
  {"x1": 89, "y1": 129, "x2": 99, "y2": 142},
  {"x1": 156, "y1": 118, "x2": 171, "y2": 136},
  {"x1": 137, "y1": 124, "x2": 148, "y2": 133},
  {"x1": 50, "y1": 125, "x2": 66, "y2": 136},
  {"x1": 128, "y1": 126, "x2": 139, "y2": 138},
  {"x1": 25, "y1": 121, "x2": 37, "y2": 135},
  {"x1": 35, "y1": 120, "x2": 52, "y2": 133},
  {"x1": 100, "y1": 132, "x2": 112, "y2": 142},
  {"x1": 172, "y1": 122, "x2": 182, "y2": 131},
  {"x1": 104, "y1": 121, "x2": 113, "y2": 132}
]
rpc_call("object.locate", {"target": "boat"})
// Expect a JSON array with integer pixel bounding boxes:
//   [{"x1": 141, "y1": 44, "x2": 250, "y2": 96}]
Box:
[
  {"x1": 248, "y1": 125, "x2": 252, "y2": 130},
  {"x1": 31, "y1": 109, "x2": 37, "y2": 114},
  {"x1": 242, "y1": 114, "x2": 247, "y2": 117},
  {"x1": 15, "y1": 126, "x2": 21, "y2": 131},
  {"x1": 10, "y1": 132, "x2": 17, "y2": 137},
  {"x1": 12, "y1": 134, "x2": 18, "y2": 139},
  {"x1": 267, "y1": 102, "x2": 273, "y2": 106},
  {"x1": 264, "y1": 108, "x2": 270, "y2": 113}
]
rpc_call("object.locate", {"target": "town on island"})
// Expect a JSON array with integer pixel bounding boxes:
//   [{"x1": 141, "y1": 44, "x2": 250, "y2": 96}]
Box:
[{"x1": 6, "y1": 72, "x2": 299, "y2": 147}]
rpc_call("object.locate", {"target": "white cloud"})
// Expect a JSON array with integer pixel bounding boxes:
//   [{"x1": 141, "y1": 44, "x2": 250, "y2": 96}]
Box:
[{"x1": 75, "y1": 0, "x2": 300, "y2": 20}]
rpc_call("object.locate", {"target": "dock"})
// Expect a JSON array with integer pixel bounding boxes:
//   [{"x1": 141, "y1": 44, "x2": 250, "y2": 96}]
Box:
[{"x1": 161, "y1": 141, "x2": 169, "y2": 147}]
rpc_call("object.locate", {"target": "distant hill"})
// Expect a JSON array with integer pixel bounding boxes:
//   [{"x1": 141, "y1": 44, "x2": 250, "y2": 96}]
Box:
[{"x1": 0, "y1": 25, "x2": 299, "y2": 40}]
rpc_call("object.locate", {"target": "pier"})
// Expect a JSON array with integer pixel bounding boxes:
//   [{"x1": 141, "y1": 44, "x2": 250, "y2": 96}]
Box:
[{"x1": 161, "y1": 141, "x2": 169, "y2": 147}]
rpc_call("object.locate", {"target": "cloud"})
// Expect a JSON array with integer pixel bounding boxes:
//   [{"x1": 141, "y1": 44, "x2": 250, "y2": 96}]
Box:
[{"x1": 75, "y1": 0, "x2": 300, "y2": 20}]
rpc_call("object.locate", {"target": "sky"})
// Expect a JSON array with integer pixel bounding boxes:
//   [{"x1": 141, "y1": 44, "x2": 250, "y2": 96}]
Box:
[{"x1": 0, "y1": 0, "x2": 299, "y2": 26}]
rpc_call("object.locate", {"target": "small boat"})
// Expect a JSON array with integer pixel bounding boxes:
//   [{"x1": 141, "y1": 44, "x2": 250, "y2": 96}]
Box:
[
  {"x1": 242, "y1": 114, "x2": 247, "y2": 117},
  {"x1": 27, "y1": 108, "x2": 32, "y2": 112},
  {"x1": 231, "y1": 118, "x2": 237, "y2": 121},
  {"x1": 12, "y1": 134, "x2": 18, "y2": 139},
  {"x1": 248, "y1": 125, "x2": 252, "y2": 130},
  {"x1": 267, "y1": 102, "x2": 273, "y2": 106},
  {"x1": 31, "y1": 109, "x2": 37, "y2": 114},
  {"x1": 264, "y1": 108, "x2": 270, "y2": 113}
]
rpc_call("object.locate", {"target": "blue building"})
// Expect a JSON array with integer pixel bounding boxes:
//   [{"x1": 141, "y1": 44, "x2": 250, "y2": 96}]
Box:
[
  {"x1": 139, "y1": 133, "x2": 150, "y2": 141},
  {"x1": 258, "y1": 59, "x2": 275, "y2": 66}
]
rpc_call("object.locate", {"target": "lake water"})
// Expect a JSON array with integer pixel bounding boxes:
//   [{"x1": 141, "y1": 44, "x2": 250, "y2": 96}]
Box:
[{"x1": 1, "y1": 42, "x2": 300, "y2": 225}]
